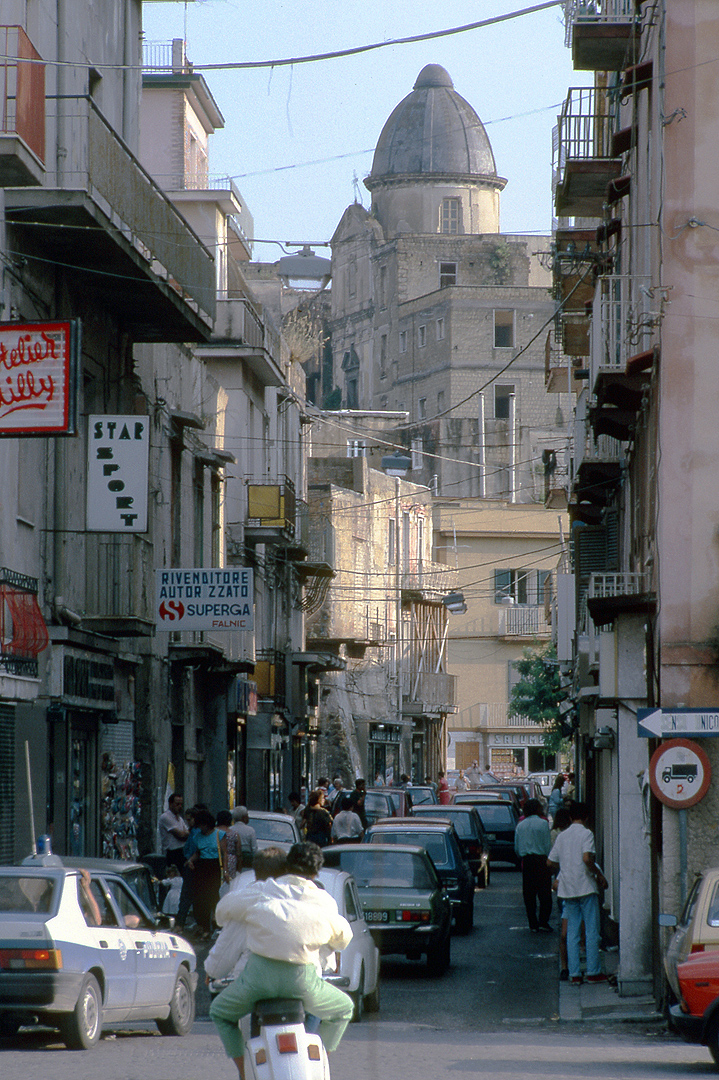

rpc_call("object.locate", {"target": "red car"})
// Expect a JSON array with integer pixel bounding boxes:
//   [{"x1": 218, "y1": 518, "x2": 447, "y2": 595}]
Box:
[{"x1": 670, "y1": 948, "x2": 719, "y2": 1064}]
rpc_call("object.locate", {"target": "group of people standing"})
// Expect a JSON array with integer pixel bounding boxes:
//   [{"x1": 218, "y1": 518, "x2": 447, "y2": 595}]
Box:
[
  {"x1": 288, "y1": 777, "x2": 368, "y2": 847},
  {"x1": 513, "y1": 783, "x2": 608, "y2": 985},
  {"x1": 158, "y1": 795, "x2": 259, "y2": 940}
]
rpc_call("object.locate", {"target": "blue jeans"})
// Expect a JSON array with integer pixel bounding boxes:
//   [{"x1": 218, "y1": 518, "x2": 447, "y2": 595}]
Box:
[{"x1": 564, "y1": 892, "x2": 601, "y2": 978}]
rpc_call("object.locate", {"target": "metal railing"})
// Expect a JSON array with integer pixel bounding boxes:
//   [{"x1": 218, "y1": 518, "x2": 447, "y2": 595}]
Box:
[
  {"x1": 0, "y1": 26, "x2": 44, "y2": 163},
  {"x1": 498, "y1": 605, "x2": 550, "y2": 638},
  {"x1": 455, "y1": 701, "x2": 537, "y2": 729},
  {"x1": 564, "y1": 0, "x2": 637, "y2": 48},
  {"x1": 588, "y1": 571, "x2": 648, "y2": 601},
  {"x1": 401, "y1": 559, "x2": 458, "y2": 600},
  {"x1": 589, "y1": 274, "x2": 656, "y2": 385},
  {"x1": 553, "y1": 86, "x2": 618, "y2": 185}
]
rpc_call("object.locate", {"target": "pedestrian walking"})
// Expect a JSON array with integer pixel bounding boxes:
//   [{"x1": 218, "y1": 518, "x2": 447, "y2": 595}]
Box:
[{"x1": 514, "y1": 798, "x2": 553, "y2": 931}]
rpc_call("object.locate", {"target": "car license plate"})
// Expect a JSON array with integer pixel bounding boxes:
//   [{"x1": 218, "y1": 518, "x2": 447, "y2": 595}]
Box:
[{"x1": 365, "y1": 910, "x2": 389, "y2": 923}]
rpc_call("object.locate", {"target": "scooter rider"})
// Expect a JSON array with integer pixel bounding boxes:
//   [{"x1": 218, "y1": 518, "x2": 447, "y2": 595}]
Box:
[{"x1": 209, "y1": 841, "x2": 354, "y2": 1079}]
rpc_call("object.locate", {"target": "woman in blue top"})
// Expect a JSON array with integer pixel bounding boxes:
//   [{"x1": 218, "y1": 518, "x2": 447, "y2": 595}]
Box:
[
  {"x1": 547, "y1": 774, "x2": 565, "y2": 823},
  {"x1": 187, "y1": 808, "x2": 222, "y2": 937}
]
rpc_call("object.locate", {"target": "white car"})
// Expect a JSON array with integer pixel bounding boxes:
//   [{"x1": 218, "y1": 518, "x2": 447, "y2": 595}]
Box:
[
  {"x1": 246, "y1": 810, "x2": 302, "y2": 852},
  {"x1": 317, "y1": 867, "x2": 380, "y2": 1022},
  {"x1": 0, "y1": 861, "x2": 197, "y2": 1048}
]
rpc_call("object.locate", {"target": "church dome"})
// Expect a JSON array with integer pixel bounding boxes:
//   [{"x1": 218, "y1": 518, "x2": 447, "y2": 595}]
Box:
[{"x1": 367, "y1": 65, "x2": 499, "y2": 185}]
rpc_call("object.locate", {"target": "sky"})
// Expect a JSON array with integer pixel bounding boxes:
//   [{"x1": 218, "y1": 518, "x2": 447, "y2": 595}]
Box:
[{"x1": 141, "y1": 1, "x2": 591, "y2": 261}]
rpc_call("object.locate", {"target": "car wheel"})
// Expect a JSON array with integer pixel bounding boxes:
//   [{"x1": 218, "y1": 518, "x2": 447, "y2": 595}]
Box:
[
  {"x1": 426, "y1": 931, "x2": 450, "y2": 975},
  {"x1": 61, "y1": 973, "x2": 102, "y2": 1050},
  {"x1": 156, "y1": 968, "x2": 195, "y2": 1036},
  {"x1": 351, "y1": 969, "x2": 364, "y2": 1023},
  {"x1": 0, "y1": 1017, "x2": 21, "y2": 1038},
  {"x1": 364, "y1": 973, "x2": 380, "y2": 1014},
  {"x1": 708, "y1": 1015, "x2": 719, "y2": 1067}
]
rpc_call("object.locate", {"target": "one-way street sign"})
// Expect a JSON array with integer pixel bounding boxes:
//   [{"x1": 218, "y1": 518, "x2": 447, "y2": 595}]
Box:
[{"x1": 637, "y1": 707, "x2": 719, "y2": 738}]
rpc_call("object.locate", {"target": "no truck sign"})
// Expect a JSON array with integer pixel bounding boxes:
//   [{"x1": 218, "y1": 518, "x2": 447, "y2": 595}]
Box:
[{"x1": 648, "y1": 739, "x2": 711, "y2": 809}]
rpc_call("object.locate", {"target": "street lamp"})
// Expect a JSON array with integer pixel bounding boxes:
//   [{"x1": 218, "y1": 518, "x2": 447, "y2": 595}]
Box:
[
  {"x1": 442, "y1": 591, "x2": 467, "y2": 615},
  {"x1": 381, "y1": 452, "x2": 412, "y2": 741}
]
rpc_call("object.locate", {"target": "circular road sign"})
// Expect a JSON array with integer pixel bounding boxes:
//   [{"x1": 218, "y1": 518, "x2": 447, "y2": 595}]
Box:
[{"x1": 649, "y1": 738, "x2": 712, "y2": 809}]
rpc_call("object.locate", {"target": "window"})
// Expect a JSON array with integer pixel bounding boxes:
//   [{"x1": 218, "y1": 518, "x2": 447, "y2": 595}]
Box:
[
  {"x1": 437, "y1": 389, "x2": 445, "y2": 413},
  {"x1": 411, "y1": 436, "x2": 423, "y2": 470},
  {"x1": 347, "y1": 440, "x2": 367, "y2": 458},
  {"x1": 508, "y1": 659, "x2": 521, "y2": 697},
  {"x1": 346, "y1": 378, "x2": 358, "y2": 410},
  {"x1": 388, "y1": 517, "x2": 396, "y2": 563},
  {"x1": 495, "y1": 569, "x2": 548, "y2": 605},
  {"x1": 399, "y1": 330, "x2": 407, "y2": 354},
  {"x1": 439, "y1": 262, "x2": 457, "y2": 288},
  {"x1": 440, "y1": 198, "x2": 460, "y2": 234},
  {"x1": 494, "y1": 309, "x2": 514, "y2": 348},
  {"x1": 418, "y1": 398, "x2": 426, "y2": 420},
  {"x1": 378, "y1": 265, "x2": 387, "y2": 310},
  {"x1": 436, "y1": 317, "x2": 445, "y2": 340},
  {"x1": 418, "y1": 325, "x2": 426, "y2": 348},
  {"x1": 348, "y1": 259, "x2": 357, "y2": 298},
  {"x1": 495, "y1": 569, "x2": 529, "y2": 605},
  {"x1": 379, "y1": 334, "x2": 387, "y2": 378},
  {"x1": 494, "y1": 384, "x2": 515, "y2": 419}
]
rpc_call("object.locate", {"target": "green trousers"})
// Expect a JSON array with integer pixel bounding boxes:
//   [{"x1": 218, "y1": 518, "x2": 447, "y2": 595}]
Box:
[{"x1": 209, "y1": 952, "x2": 354, "y2": 1059}]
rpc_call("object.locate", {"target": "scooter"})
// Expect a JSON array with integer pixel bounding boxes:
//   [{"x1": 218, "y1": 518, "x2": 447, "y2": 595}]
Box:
[{"x1": 244, "y1": 998, "x2": 329, "y2": 1080}]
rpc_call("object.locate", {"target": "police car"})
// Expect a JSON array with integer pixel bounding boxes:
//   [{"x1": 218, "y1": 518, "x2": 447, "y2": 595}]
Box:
[{"x1": 0, "y1": 860, "x2": 197, "y2": 1048}]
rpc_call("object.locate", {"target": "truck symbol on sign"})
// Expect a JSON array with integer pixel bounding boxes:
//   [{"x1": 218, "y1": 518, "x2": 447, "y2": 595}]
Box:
[{"x1": 662, "y1": 762, "x2": 698, "y2": 784}]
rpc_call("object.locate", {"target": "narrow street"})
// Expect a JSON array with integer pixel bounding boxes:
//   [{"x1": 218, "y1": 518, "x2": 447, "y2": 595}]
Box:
[{"x1": 0, "y1": 869, "x2": 709, "y2": 1079}]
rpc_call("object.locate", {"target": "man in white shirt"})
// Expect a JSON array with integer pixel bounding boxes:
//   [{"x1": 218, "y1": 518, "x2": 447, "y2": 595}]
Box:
[
  {"x1": 158, "y1": 793, "x2": 188, "y2": 871},
  {"x1": 209, "y1": 842, "x2": 353, "y2": 1079},
  {"x1": 547, "y1": 801, "x2": 608, "y2": 985},
  {"x1": 331, "y1": 797, "x2": 364, "y2": 842}
]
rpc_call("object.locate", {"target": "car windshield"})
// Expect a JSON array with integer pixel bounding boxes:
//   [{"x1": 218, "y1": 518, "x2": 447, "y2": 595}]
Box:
[
  {"x1": 0, "y1": 874, "x2": 56, "y2": 913},
  {"x1": 409, "y1": 788, "x2": 435, "y2": 805},
  {"x1": 249, "y1": 817, "x2": 296, "y2": 843},
  {"x1": 380, "y1": 791, "x2": 400, "y2": 812},
  {"x1": 475, "y1": 805, "x2": 515, "y2": 828},
  {"x1": 326, "y1": 849, "x2": 435, "y2": 889},
  {"x1": 369, "y1": 831, "x2": 450, "y2": 868},
  {"x1": 365, "y1": 793, "x2": 390, "y2": 815}
]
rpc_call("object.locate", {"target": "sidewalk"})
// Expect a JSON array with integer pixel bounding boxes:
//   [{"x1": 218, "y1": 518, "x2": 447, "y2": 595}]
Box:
[{"x1": 558, "y1": 949, "x2": 662, "y2": 1024}]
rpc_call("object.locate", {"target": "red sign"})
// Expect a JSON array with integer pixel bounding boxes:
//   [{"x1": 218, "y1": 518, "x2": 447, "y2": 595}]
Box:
[
  {"x1": 0, "y1": 320, "x2": 80, "y2": 435},
  {"x1": 649, "y1": 738, "x2": 712, "y2": 809}
]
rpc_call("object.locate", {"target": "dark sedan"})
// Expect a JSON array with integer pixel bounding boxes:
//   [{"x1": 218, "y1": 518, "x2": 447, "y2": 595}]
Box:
[
  {"x1": 468, "y1": 801, "x2": 520, "y2": 867},
  {"x1": 323, "y1": 843, "x2": 451, "y2": 974},
  {"x1": 363, "y1": 820, "x2": 475, "y2": 933},
  {"x1": 409, "y1": 804, "x2": 491, "y2": 888}
]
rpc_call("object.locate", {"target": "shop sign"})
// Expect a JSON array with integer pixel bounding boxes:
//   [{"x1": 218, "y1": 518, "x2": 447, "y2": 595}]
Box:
[
  {"x1": 231, "y1": 676, "x2": 258, "y2": 716},
  {"x1": 50, "y1": 645, "x2": 116, "y2": 712},
  {"x1": 87, "y1": 416, "x2": 149, "y2": 531},
  {"x1": 155, "y1": 568, "x2": 254, "y2": 631},
  {"x1": 0, "y1": 320, "x2": 80, "y2": 435},
  {"x1": 488, "y1": 733, "x2": 545, "y2": 746}
]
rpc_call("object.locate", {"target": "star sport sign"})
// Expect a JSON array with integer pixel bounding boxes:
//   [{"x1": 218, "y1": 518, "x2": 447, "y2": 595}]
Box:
[{"x1": 155, "y1": 568, "x2": 254, "y2": 632}]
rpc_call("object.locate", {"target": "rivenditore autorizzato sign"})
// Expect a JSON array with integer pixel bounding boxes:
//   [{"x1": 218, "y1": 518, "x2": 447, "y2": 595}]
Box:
[{"x1": 0, "y1": 321, "x2": 81, "y2": 436}]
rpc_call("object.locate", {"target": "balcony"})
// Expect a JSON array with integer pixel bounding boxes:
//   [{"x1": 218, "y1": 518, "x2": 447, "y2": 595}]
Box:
[
  {"x1": 401, "y1": 559, "x2": 458, "y2": 602},
  {"x1": 195, "y1": 299, "x2": 286, "y2": 386},
  {"x1": 586, "y1": 571, "x2": 654, "y2": 627},
  {"x1": 498, "y1": 605, "x2": 550, "y2": 639},
  {"x1": 571, "y1": 395, "x2": 623, "y2": 509},
  {"x1": 5, "y1": 98, "x2": 215, "y2": 341},
  {"x1": 245, "y1": 478, "x2": 296, "y2": 546},
  {"x1": 564, "y1": 0, "x2": 639, "y2": 72},
  {"x1": 0, "y1": 27, "x2": 44, "y2": 186},
  {"x1": 403, "y1": 670, "x2": 457, "y2": 716},
  {"x1": 0, "y1": 568, "x2": 48, "y2": 678},
  {"x1": 553, "y1": 88, "x2": 622, "y2": 217},
  {"x1": 455, "y1": 701, "x2": 536, "y2": 730},
  {"x1": 545, "y1": 329, "x2": 584, "y2": 394}
]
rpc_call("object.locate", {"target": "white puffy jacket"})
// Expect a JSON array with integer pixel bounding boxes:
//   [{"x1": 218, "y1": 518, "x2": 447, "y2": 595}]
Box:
[{"x1": 214, "y1": 873, "x2": 352, "y2": 968}]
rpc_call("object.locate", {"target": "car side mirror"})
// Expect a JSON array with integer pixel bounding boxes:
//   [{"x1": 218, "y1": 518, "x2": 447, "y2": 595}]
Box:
[{"x1": 658, "y1": 913, "x2": 677, "y2": 927}]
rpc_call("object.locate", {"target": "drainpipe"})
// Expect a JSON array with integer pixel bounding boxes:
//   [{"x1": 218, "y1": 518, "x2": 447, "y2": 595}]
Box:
[
  {"x1": 509, "y1": 392, "x2": 517, "y2": 503},
  {"x1": 56, "y1": 0, "x2": 68, "y2": 184},
  {"x1": 478, "y1": 392, "x2": 486, "y2": 498}
]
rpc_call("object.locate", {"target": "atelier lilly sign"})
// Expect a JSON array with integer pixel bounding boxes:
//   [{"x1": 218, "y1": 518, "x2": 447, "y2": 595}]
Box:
[{"x1": 0, "y1": 320, "x2": 80, "y2": 435}]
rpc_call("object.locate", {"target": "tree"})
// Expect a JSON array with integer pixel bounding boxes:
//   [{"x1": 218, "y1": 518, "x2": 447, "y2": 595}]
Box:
[{"x1": 509, "y1": 644, "x2": 572, "y2": 755}]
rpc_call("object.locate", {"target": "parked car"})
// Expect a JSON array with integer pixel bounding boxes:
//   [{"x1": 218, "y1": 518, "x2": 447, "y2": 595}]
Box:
[
  {"x1": 363, "y1": 819, "x2": 475, "y2": 933},
  {"x1": 451, "y1": 789, "x2": 519, "y2": 812},
  {"x1": 246, "y1": 810, "x2": 302, "y2": 852},
  {"x1": 330, "y1": 789, "x2": 409, "y2": 825},
  {"x1": 409, "y1": 804, "x2": 491, "y2": 888},
  {"x1": 465, "y1": 801, "x2": 520, "y2": 867},
  {"x1": 316, "y1": 867, "x2": 380, "y2": 1022},
  {"x1": 668, "y1": 948, "x2": 719, "y2": 1065},
  {"x1": 403, "y1": 785, "x2": 437, "y2": 807},
  {"x1": 0, "y1": 862, "x2": 197, "y2": 1048},
  {"x1": 528, "y1": 772, "x2": 560, "y2": 798},
  {"x1": 322, "y1": 844, "x2": 451, "y2": 973},
  {"x1": 664, "y1": 868, "x2": 719, "y2": 1002}
]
